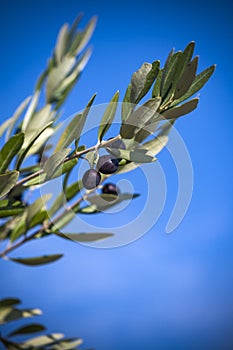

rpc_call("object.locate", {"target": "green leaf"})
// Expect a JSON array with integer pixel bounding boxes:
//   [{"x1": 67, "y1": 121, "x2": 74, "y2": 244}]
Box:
[
  {"x1": 21, "y1": 333, "x2": 64, "y2": 347},
  {"x1": 142, "y1": 121, "x2": 173, "y2": 156},
  {"x1": 160, "y1": 48, "x2": 174, "y2": 92},
  {"x1": 0, "y1": 307, "x2": 42, "y2": 325},
  {"x1": 136, "y1": 60, "x2": 160, "y2": 103},
  {"x1": 116, "y1": 161, "x2": 139, "y2": 175},
  {"x1": 8, "y1": 323, "x2": 46, "y2": 337},
  {"x1": 22, "y1": 90, "x2": 40, "y2": 131},
  {"x1": 0, "y1": 203, "x2": 25, "y2": 218},
  {"x1": 10, "y1": 254, "x2": 63, "y2": 266},
  {"x1": 0, "y1": 171, "x2": 19, "y2": 199},
  {"x1": 161, "y1": 51, "x2": 182, "y2": 99},
  {"x1": 108, "y1": 147, "x2": 156, "y2": 163},
  {"x1": 174, "y1": 56, "x2": 198, "y2": 99},
  {"x1": 87, "y1": 193, "x2": 139, "y2": 211},
  {"x1": 78, "y1": 204, "x2": 98, "y2": 214},
  {"x1": 55, "y1": 23, "x2": 69, "y2": 63},
  {"x1": 152, "y1": 68, "x2": 163, "y2": 98},
  {"x1": 0, "y1": 133, "x2": 24, "y2": 174},
  {"x1": 171, "y1": 65, "x2": 216, "y2": 106},
  {"x1": 120, "y1": 98, "x2": 161, "y2": 139},
  {"x1": 51, "y1": 337, "x2": 83, "y2": 349},
  {"x1": 72, "y1": 16, "x2": 97, "y2": 56},
  {"x1": 56, "y1": 232, "x2": 114, "y2": 242},
  {"x1": 49, "y1": 180, "x2": 83, "y2": 216},
  {"x1": 5, "y1": 96, "x2": 31, "y2": 140},
  {"x1": 0, "y1": 298, "x2": 21, "y2": 308},
  {"x1": 46, "y1": 56, "x2": 76, "y2": 102},
  {"x1": 161, "y1": 98, "x2": 199, "y2": 119},
  {"x1": 98, "y1": 91, "x2": 119, "y2": 141},
  {"x1": 121, "y1": 84, "x2": 133, "y2": 123},
  {"x1": 25, "y1": 158, "x2": 77, "y2": 186},
  {"x1": 43, "y1": 149, "x2": 71, "y2": 178},
  {"x1": 16, "y1": 122, "x2": 53, "y2": 170},
  {"x1": 27, "y1": 104, "x2": 55, "y2": 131},
  {"x1": 0, "y1": 118, "x2": 13, "y2": 138},
  {"x1": 54, "y1": 94, "x2": 96, "y2": 152},
  {"x1": 130, "y1": 62, "x2": 152, "y2": 103}
]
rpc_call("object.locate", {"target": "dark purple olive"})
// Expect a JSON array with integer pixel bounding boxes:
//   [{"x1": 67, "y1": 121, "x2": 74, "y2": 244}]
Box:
[
  {"x1": 102, "y1": 183, "x2": 119, "y2": 196},
  {"x1": 107, "y1": 137, "x2": 126, "y2": 150},
  {"x1": 82, "y1": 169, "x2": 101, "y2": 190},
  {"x1": 97, "y1": 155, "x2": 119, "y2": 174}
]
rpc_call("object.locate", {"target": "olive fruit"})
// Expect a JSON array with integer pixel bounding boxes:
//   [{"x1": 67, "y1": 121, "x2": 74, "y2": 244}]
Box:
[
  {"x1": 102, "y1": 183, "x2": 119, "y2": 196},
  {"x1": 108, "y1": 137, "x2": 126, "y2": 150},
  {"x1": 82, "y1": 169, "x2": 101, "y2": 190},
  {"x1": 97, "y1": 155, "x2": 119, "y2": 174}
]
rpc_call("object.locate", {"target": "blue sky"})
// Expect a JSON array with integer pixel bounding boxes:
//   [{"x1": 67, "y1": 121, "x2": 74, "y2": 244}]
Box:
[{"x1": 0, "y1": 0, "x2": 233, "y2": 349}]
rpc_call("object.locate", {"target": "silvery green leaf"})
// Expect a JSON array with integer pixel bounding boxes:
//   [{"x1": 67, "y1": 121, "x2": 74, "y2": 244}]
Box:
[
  {"x1": 174, "y1": 56, "x2": 198, "y2": 99},
  {"x1": 161, "y1": 51, "x2": 182, "y2": 99},
  {"x1": 121, "y1": 84, "x2": 133, "y2": 123},
  {"x1": 120, "y1": 98, "x2": 161, "y2": 139},
  {"x1": 10, "y1": 254, "x2": 63, "y2": 266},
  {"x1": 152, "y1": 68, "x2": 163, "y2": 98},
  {"x1": 55, "y1": 23, "x2": 69, "y2": 63},
  {"x1": 0, "y1": 171, "x2": 19, "y2": 199},
  {"x1": 131, "y1": 62, "x2": 152, "y2": 103},
  {"x1": 87, "y1": 193, "x2": 139, "y2": 211},
  {"x1": 142, "y1": 121, "x2": 173, "y2": 156},
  {"x1": 16, "y1": 122, "x2": 53, "y2": 170},
  {"x1": 8, "y1": 323, "x2": 46, "y2": 337},
  {"x1": 43, "y1": 149, "x2": 71, "y2": 178},
  {"x1": 108, "y1": 147, "x2": 156, "y2": 163},
  {"x1": 46, "y1": 56, "x2": 76, "y2": 102},
  {"x1": 136, "y1": 60, "x2": 160, "y2": 103},
  {"x1": 0, "y1": 306, "x2": 42, "y2": 325},
  {"x1": 71, "y1": 16, "x2": 97, "y2": 56},
  {"x1": 162, "y1": 98, "x2": 199, "y2": 119},
  {"x1": 27, "y1": 104, "x2": 55, "y2": 131},
  {"x1": 22, "y1": 90, "x2": 40, "y2": 131},
  {"x1": 0, "y1": 133, "x2": 24, "y2": 174},
  {"x1": 0, "y1": 118, "x2": 13, "y2": 138},
  {"x1": 0, "y1": 299, "x2": 21, "y2": 308},
  {"x1": 56, "y1": 232, "x2": 114, "y2": 242},
  {"x1": 5, "y1": 96, "x2": 31, "y2": 140},
  {"x1": 21, "y1": 333, "x2": 64, "y2": 347},
  {"x1": 0, "y1": 200, "x2": 24, "y2": 218},
  {"x1": 98, "y1": 91, "x2": 119, "y2": 141},
  {"x1": 54, "y1": 94, "x2": 96, "y2": 152},
  {"x1": 171, "y1": 65, "x2": 216, "y2": 106}
]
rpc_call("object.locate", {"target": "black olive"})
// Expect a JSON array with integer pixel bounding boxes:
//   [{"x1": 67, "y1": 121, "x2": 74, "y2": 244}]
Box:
[
  {"x1": 102, "y1": 183, "x2": 119, "y2": 196},
  {"x1": 97, "y1": 155, "x2": 119, "y2": 174},
  {"x1": 82, "y1": 169, "x2": 101, "y2": 190}
]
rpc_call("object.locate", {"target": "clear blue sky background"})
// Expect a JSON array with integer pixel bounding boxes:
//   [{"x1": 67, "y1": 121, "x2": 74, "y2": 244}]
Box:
[{"x1": 0, "y1": 0, "x2": 233, "y2": 349}]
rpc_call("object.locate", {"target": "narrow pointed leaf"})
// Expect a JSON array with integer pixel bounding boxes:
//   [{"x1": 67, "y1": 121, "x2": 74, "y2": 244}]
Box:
[
  {"x1": 0, "y1": 299, "x2": 21, "y2": 308},
  {"x1": 0, "y1": 307, "x2": 42, "y2": 325},
  {"x1": 43, "y1": 149, "x2": 71, "y2": 178},
  {"x1": 0, "y1": 118, "x2": 13, "y2": 138},
  {"x1": 56, "y1": 232, "x2": 114, "y2": 242},
  {"x1": 73, "y1": 16, "x2": 97, "y2": 56},
  {"x1": 10, "y1": 254, "x2": 63, "y2": 266},
  {"x1": 98, "y1": 91, "x2": 119, "y2": 141},
  {"x1": 87, "y1": 193, "x2": 139, "y2": 211},
  {"x1": 174, "y1": 56, "x2": 199, "y2": 99},
  {"x1": 22, "y1": 90, "x2": 40, "y2": 131},
  {"x1": 22, "y1": 333, "x2": 64, "y2": 347},
  {"x1": 130, "y1": 62, "x2": 152, "y2": 103},
  {"x1": 0, "y1": 133, "x2": 24, "y2": 173},
  {"x1": 161, "y1": 51, "x2": 182, "y2": 98},
  {"x1": 171, "y1": 65, "x2": 216, "y2": 106},
  {"x1": 55, "y1": 23, "x2": 69, "y2": 63},
  {"x1": 152, "y1": 68, "x2": 163, "y2": 98},
  {"x1": 108, "y1": 147, "x2": 156, "y2": 163},
  {"x1": 120, "y1": 98, "x2": 161, "y2": 139},
  {"x1": 121, "y1": 84, "x2": 133, "y2": 123},
  {"x1": 0, "y1": 171, "x2": 19, "y2": 199},
  {"x1": 162, "y1": 98, "x2": 199, "y2": 119},
  {"x1": 6, "y1": 96, "x2": 31, "y2": 140},
  {"x1": 16, "y1": 122, "x2": 53, "y2": 170},
  {"x1": 142, "y1": 121, "x2": 173, "y2": 156},
  {"x1": 54, "y1": 94, "x2": 96, "y2": 152},
  {"x1": 8, "y1": 324, "x2": 46, "y2": 337}
]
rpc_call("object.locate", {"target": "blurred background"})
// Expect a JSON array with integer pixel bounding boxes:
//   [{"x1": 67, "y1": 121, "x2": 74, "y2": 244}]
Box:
[{"x1": 0, "y1": 0, "x2": 232, "y2": 349}]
